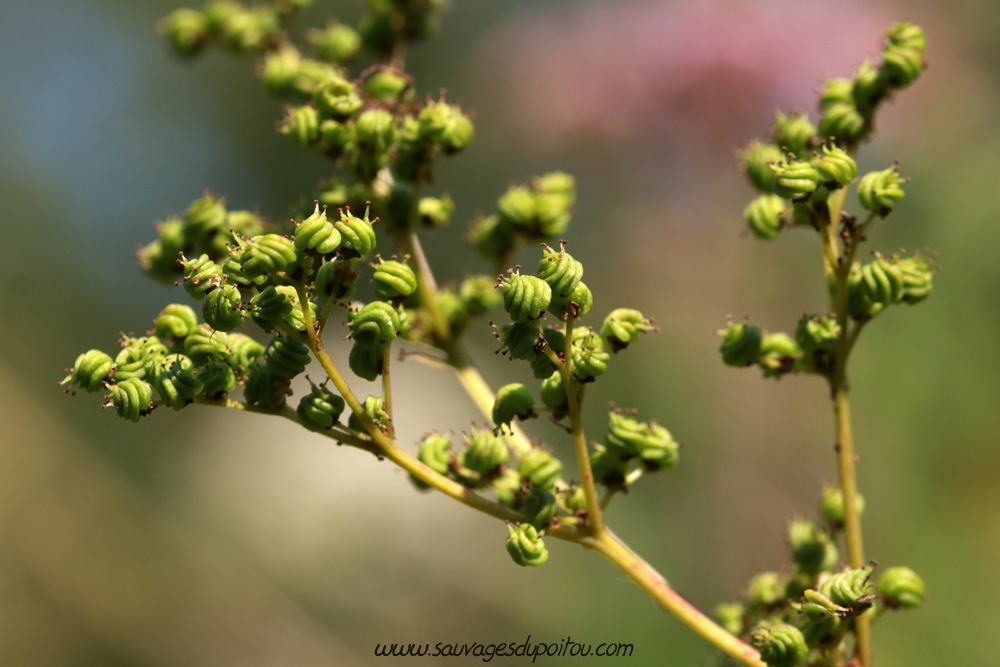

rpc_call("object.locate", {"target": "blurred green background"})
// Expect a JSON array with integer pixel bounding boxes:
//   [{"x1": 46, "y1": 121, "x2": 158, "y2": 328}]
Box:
[{"x1": 2, "y1": 0, "x2": 998, "y2": 665}]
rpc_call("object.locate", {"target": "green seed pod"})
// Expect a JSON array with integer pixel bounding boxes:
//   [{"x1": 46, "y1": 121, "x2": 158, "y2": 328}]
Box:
[
  {"x1": 852, "y1": 59, "x2": 887, "y2": 111},
  {"x1": 789, "y1": 521, "x2": 836, "y2": 576},
  {"x1": 638, "y1": 424, "x2": 679, "y2": 471},
  {"x1": 239, "y1": 234, "x2": 297, "y2": 278},
  {"x1": 418, "y1": 195, "x2": 454, "y2": 227},
  {"x1": 817, "y1": 102, "x2": 865, "y2": 145},
  {"x1": 154, "y1": 354, "x2": 203, "y2": 410},
  {"x1": 411, "y1": 433, "x2": 453, "y2": 490},
  {"x1": 518, "y1": 448, "x2": 562, "y2": 491},
  {"x1": 570, "y1": 328, "x2": 609, "y2": 382},
  {"x1": 280, "y1": 105, "x2": 320, "y2": 147},
  {"x1": 372, "y1": 259, "x2": 417, "y2": 300},
  {"x1": 202, "y1": 283, "x2": 244, "y2": 332},
  {"x1": 551, "y1": 281, "x2": 593, "y2": 319},
  {"x1": 260, "y1": 48, "x2": 301, "y2": 96},
  {"x1": 459, "y1": 275, "x2": 501, "y2": 315},
  {"x1": 362, "y1": 69, "x2": 411, "y2": 102},
  {"x1": 183, "y1": 324, "x2": 228, "y2": 365},
  {"x1": 313, "y1": 78, "x2": 363, "y2": 120},
  {"x1": 741, "y1": 140, "x2": 785, "y2": 193},
  {"x1": 881, "y1": 44, "x2": 924, "y2": 89},
  {"x1": 243, "y1": 363, "x2": 288, "y2": 408},
  {"x1": 348, "y1": 395, "x2": 389, "y2": 433},
  {"x1": 795, "y1": 314, "x2": 839, "y2": 356},
  {"x1": 717, "y1": 320, "x2": 763, "y2": 367},
  {"x1": 714, "y1": 602, "x2": 745, "y2": 637},
  {"x1": 180, "y1": 253, "x2": 223, "y2": 299},
  {"x1": 746, "y1": 572, "x2": 785, "y2": 612},
  {"x1": 297, "y1": 380, "x2": 346, "y2": 431},
  {"x1": 520, "y1": 486, "x2": 557, "y2": 529},
  {"x1": 294, "y1": 204, "x2": 341, "y2": 256},
  {"x1": 819, "y1": 565, "x2": 875, "y2": 611},
  {"x1": 223, "y1": 209, "x2": 264, "y2": 248},
  {"x1": 896, "y1": 255, "x2": 934, "y2": 304},
  {"x1": 162, "y1": 9, "x2": 208, "y2": 58},
  {"x1": 105, "y1": 377, "x2": 154, "y2": 423},
  {"x1": 153, "y1": 304, "x2": 198, "y2": 340},
  {"x1": 318, "y1": 119, "x2": 352, "y2": 158},
  {"x1": 61, "y1": 350, "x2": 114, "y2": 393},
  {"x1": 264, "y1": 336, "x2": 311, "y2": 380},
  {"x1": 743, "y1": 194, "x2": 787, "y2": 240},
  {"x1": 860, "y1": 253, "x2": 905, "y2": 312},
  {"x1": 197, "y1": 360, "x2": 236, "y2": 398},
  {"x1": 224, "y1": 332, "x2": 264, "y2": 371},
  {"x1": 590, "y1": 445, "x2": 627, "y2": 489},
  {"x1": 537, "y1": 243, "x2": 583, "y2": 298},
  {"x1": 464, "y1": 429, "x2": 510, "y2": 475},
  {"x1": 333, "y1": 207, "x2": 377, "y2": 258},
  {"x1": 535, "y1": 171, "x2": 576, "y2": 200},
  {"x1": 877, "y1": 566, "x2": 925, "y2": 609},
  {"x1": 506, "y1": 523, "x2": 548, "y2": 567},
  {"x1": 248, "y1": 285, "x2": 293, "y2": 331},
  {"x1": 771, "y1": 159, "x2": 821, "y2": 200},
  {"x1": 534, "y1": 192, "x2": 572, "y2": 236},
  {"x1": 350, "y1": 301, "x2": 399, "y2": 345},
  {"x1": 186, "y1": 193, "x2": 228, "y2": 244},
  {"x1": 497, "y1": 186, "x2": 537, "y2": 228},
  {"x1": 500, "y1": 272, "x2": 551, "y2": 322},
  {"x1": 811, "y1": 144, "x2": 857, "y2": 187},
  {"x1": 469, "y1": 215, "x2": 516, "y2": 263},
  {"x1": 564, "y1": 484, "x2": 587, "y2": 513},
  {"x1": 759, "y1": 332, "x2": 802, "y2": 379},
  {"x1": 751, "y1": 623, "x2": 808, "y2": 667},
  {"x1": 540, "y1": 370, "x2": 569, "y2": 419},
  {"x1": 202, "y1": 0, "x2": 240, "y2": 36},
  {"x1": 858, "y1": 166, "x2": 906, "y2": 216},
  {"x1": 220, "y1": 254, "x2": 264, "y2": 288},
  {"x1": 138, "y1": 218, "x2": 186, "y2": 284},
  {"x1": 315, "y1": 259, "x2": 359, "y2": 300},
  {"x1": 600, "y1": 308, "x2": 655, "y2": 352},
  {"x1": 495, "y1": 321, "x2": 542, "y2": 361},
  {"x1": 773, "y1": 110, "x2": 816, "y2": 158},
  {"x1": 493, "y1": 468, "x2": 523, "y2": 507},
  {"x1": 434, "y1": 290, "x2": 467, "y2": 332},
  {"x1": 307, "y1": 23, "x2": 361, "y2": 64},
  {"x1": 604, "y1": 411, "x2": 645, "y2": 459},
  {"x1": 818, "y1": 78, "x2": 854, "y2": 110},
  {"x1": 221, "y1": 6, "x2": 279, "y2": 52},
  {"x1": 821, "y1": 487, "x2": 866, "y2": 528},
  {"x1": 492, "y1": 383, "x2": 535, "y2": 430},
  {"x1": 114, "y1": 336, "x2": 168, "y2": 382},
  {"x1": 887, "y1": 21, "x2": 927, "y2": 51},
  {"x1": 417, "y1": 101, "x2": 474, "y2": 153},
  {"x1": 348, "y1": 339, "x2": 383, "y2": 382},
  {"x1": 355, "y1": 108, "x2": 397, "y2": 155},
  {"x1": 795, "y1": 588, "x2": 850, "y2": 620}
]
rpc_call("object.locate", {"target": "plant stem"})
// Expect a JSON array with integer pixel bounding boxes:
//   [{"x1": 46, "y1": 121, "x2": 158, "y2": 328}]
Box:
[{"x1": 382, "y1": 342, "x2": 395, "y2": 436}]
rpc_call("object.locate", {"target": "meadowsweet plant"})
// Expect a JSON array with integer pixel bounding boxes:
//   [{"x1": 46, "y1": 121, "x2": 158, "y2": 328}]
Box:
[{"x1": 61, "y1": 4, "x2": 931, "y2": 665}]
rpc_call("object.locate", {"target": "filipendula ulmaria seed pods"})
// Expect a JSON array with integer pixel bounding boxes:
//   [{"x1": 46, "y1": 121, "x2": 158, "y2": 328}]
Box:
[
  {"x1": 347, "y1": 395, "x2": 388, "y2": 433},
  {"x1": 743, "y1": 194, "x2": 787, "y2": 240},
  {"x1": 61, "y1": 350, "x2": 114, "y2": 393},
  {"x1": 354, "y1": 108, "x2": 397, "y2": 155},
  {"x1": 183, "y1": 325, "x2": 228, "y2": 365},
  {"x1": 243, "y1": 363, "x2": 289, "y2": 408},
  {"x1": 372, "y1": 258, "x2": 417, "y2": 301},
  {"x1": 350, "y1": 301, "x2": 399, "y2": 345},
  {"x1": 818, "y1": 102, "x2": 865, "y2": 145},
  {"x1": 877, "y1": 566, "x2": 925, "y2": 609},
  {"x1": 180, "y1": 253, "x2": 223, "y2": 299},
  {"x1": 154, "y1": 304, "x2": 198, "y2": 340},
  {"x1": 333, "y1": 207, "x2": 377, "y2": 258},
  {"x1": 550, "y1": 281, "x2": 592, "y2": 319},
  {"x1": 239, "y1": 234, "x2": 297, "y2": 278},
  {"x1": 162, "y1": 9, "x2": 208, "y2": 58},
  {"x1": 746, "y1": 572, "x2": 785, "y2": 612},
  {"x1": 819, "y1": 78, "x2": 854, "y2": 110},
  {"x1": 249, "y1": 285, "x2": 294, "y2": 331},
  {"x1": 714, "y1": 602, "x2": 745, "y2": 637},
  {"x1": 114, "y1": 336, "x2": 168, "y2": 382},
  {"x1": 751, "y1": 623, "x2": 808, "y2": 667},
  {"x1": 492, "y1": 383, "x2": 535, "y2": 430},
  {"x1": 819, "y1": 565, "x2": 876, "y2": 611},
  {"x1": 520, "y1": 486, "x2": 557, "y2": 529},
  {"x1": 717, "y1": 320, "x2": 763, "y2": 367},
  {"x1": 540, "y1": 370, "x2": 569, "y2": 419},
  {"x1": 789, "y1": 520, "x2": 837, "y2": 576},
  {"x1": 138, "y1": 217, "x2": 186, "y2": 284},
  {"x1": 518, "y1": 448, "x2": 562, "y2": 491},
  {"x1": 185, "y1": 192, "x2": 228, "y2": 244},
  {"x1": 821, "y1": 487, "x2": 866, "y2": 528},
  {"x1": 224, "y1": 332, "x2": 263, "y2": 371},
  {"x1": 410, "y1": 433, "x2": 453, "y2": 490},
  {"x1": 858, "y1": 165, "x2": 906, "y2": 216},
  {"x1": 417, "y1": 101, "x2": 474, "y2": 154},
  {"x1": 155, "y1": 354, "x2": 204, "y2": 411},
  {"x1": 637, "y1": 423, "x2": 680, "y2": 471},
  {"x1": 260, "y1": 47, "x2": 301, "y2": 96},
  {"x1": 297, "y1": 380, "x2": 346, "y2": 431},
  {"x1": 881, "y1": 23, "x2": 926, "y2": 89},
  {"x1": 497, "y1": 186, "x2": 537, "y2": 228},
  {"x1": 463, "y1": 429, "x2": 510, "y2": 476},
  {"x1": 418, "y1": 195, "x2": 454, "y2": 227},
  {"x1": 590, "y1": 445, "x2": 626, "y2": 490},
  {"x1": 264, "y1": 336, "x2": 311, "y2": 380},
  {"x1": 852, "y1": 59, "x2": 887, "y2": 111},
  {"x1": 202, "y1": 282, "x2": 244, "y2": 332},
  {"x1": 795, "y1": 314, "x2": 839, "y2": 365},
  {"x1": 363, "y1": 69, "x2": 411, "y2": 103},
  {"x1": 537, "y1": 242, "x2": 583, "y2": 298},
  {"x1": 348, "y1": 340, "x2": 383, "y2": 382},
  {"x1": 600, "y1": 308, "x2": 655, "y2": 352},
  {"x1": 279, "y1": 104, "x2": 320, "y2": 147},
  {"x1": 294, "y1": 203, "x2": 341, "y2": 256},
  {"x1": 759, "y1": 332, "x2": 802, "y2": 379},
  {"x1": 499, "y1": 271, "x2": 551, "y2": 322},
  {"x1": 307, "y1": 23, "x2": 361, "y2": 64},
  {"x1": 741, "y1": 140, "x2": 785, "y2": 193},
  {"x1": 495, "y1": 321, "x2": 542, "y2": 361},
  {"x1": 795, "y1": 588, "x2": 850, "y2": 620},
  {"x1": 859, "y1": 253, "x2": 905, "y2": 315},
  {"x1": 105, "y1": 377, "x2": 154, "y2": 422},
  {"x1": 811, "y1": 144, "x2": 857, "y2": 188},
  {"x1": 604, "y1": 411, "x2": 645, "y2": 459},
  {"x1": 459, "y1": 275, "x2": 501, "y2": 315},
  {"x1": 506, "y1": 523, "x2": 548, "y2": 567},
  {"x1": 896, "y1": 254, "x2": 934, "y2": 304},
  {"x1": 773, "y1": 110, "x2": 816, "y2": 158},
  {"x1": 771, "y1": 159, "x2": 821, "y2": 200},
  {"x1": 570, "y1": 328, "x2": 609, "y2": 382},
  {"x1": 197, "y1": 360, "x2": 236, "y2": 399},
  {"x1": 493, "y1": 468, "x2": 523, "y2": 507},
  {"x1": 313, "y1": 78, "x2": 363, "y2": 120}
]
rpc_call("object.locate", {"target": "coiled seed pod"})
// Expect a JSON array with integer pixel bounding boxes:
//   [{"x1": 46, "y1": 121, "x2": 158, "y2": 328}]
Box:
[
  {"x1": 819, "y1": 565, "x2": 875, "y2": 611},
  {"x1": 350, "y1": 301, "x2": 399, "y2": 345},
  {"x1": 858, "y1": 166, "x2": 906, "y2": 216},
  {"x1": 860, "y1": 253, "x2": 905, "y2": 314},
  {"x1": 537, "y1": 243, "x2": 583, "y2": 298},
  {"x1": 162, "y1": 9, "x2": 208, "y2": 58},
  {"x1": 105, "y1": 377, "x2": 154, "y2": 423},
  {"x1": 821, "y1": 487, "x2": 866, "y2": 528},
  {"x1": 789, "y1": 521, "x2": 837, "y2": 576},
  {"x1": 297, "y1": 380, "x2": 346, "y2": 431},
  {"x1": 183, "y1": 324, "x2": 229, "y2": 365},
  {"x1": 249, "y1": 285, "x2": 294, "y2": 330},
  {"x1": 221, "y1": 254, "x2": 266, "y2": 288},
  {"x1": 877, "y1": 566, "x2": 925, "y2": 609},
  {"x1": 550, "y1": 281, "x2": 593, "y2": 319},
  {"x1": 313, "y1": 78, "x2": 363, "y2": 120},
  {"x1": 264, "y1": 336, "x2": 311, "y2": 380},
  {"x1": 896, "y1": 255, "x2": 934, "y2": 304},
  {"x1": 362, "y1": 69, "x2": 411, "y2": 102},
  {"x1": 417, "y1": 101, "x2": 474, "y2": 154},
  {"x1": 637, "y1": 423, "x2": 679, "y2": 471},
  {"x1": 795, "y1": 314, "x2": 840, "y2": 356},
  {"x1": 881, "y1": 35, "x2": 925, "y2": 89},
  {"x1": 714, "y1": 603, "x2": 745, "y2": 637},
  {"x1": 260, "y1": 48, "x2": 301, "y2": 96},
  {"x1": 372, "y1": 259, "x2": 417, "y2": 300},
  {"x1": 495, "y1": 321, "x2": 542, "y2": 361},
  {"x1": 818, "y1": 102, "x2": 865, "y2": 145},
  {"x1": 746, "y1": 572, "x2": 785, "y2": 612},
  {"x1": 570, "y1": 328, "x2": 609, "y2": 382},
  {"x1": 818, "y1": 78, "x2": 854, "y2": 110},
  {"x1": 540, "y1": 371, "x2": 569, "y2": 419},
  {"x1": 333, "y1": 207, "x2": 377, "y2": 257},
  {"x1": 315, "y1": 259, "x2": 359, "y2": 301},
  {"x1": 500, "y1": 272, "x2": 551, "y2": 322},
  {"x1": 154, "y1": 304, "x2": 198, "y2": 340},
  {"x1": 197, "y1": 360, "x2": 236, "y2": 398},
  {"x1": 202, "y1": 282, "x2": 245, "y2": 332},
  {"x1": 773, "y1": 110, "x2": 816, "y2": 158},
  {"x1": 744, "y1": 194, "x2": 787, "y2": 240},
  {"x1": 590, "y1": 445, "x2": 626, "y2": 489},
  {"x1": 469, "y1": 215, "x2": 516, "y2": 263},
  {"x1": 239, "y1": 234, "x2": 297, "y2": 278},
  {"x1": 463, "y1": 429, "x2": 510, "y2": 475},
  {"x1": 493, "y1": 468, "x2": 523, "y2": 507},
  {"x1": 307, "y1": 22, "x2": 360, "y2": 64},
  {"x1": 294, "y1": 203, "x2": 341, "y2": 255},
  {"x1": 224, "y1": 332, "x2": 264, "y2": 371},
  {"x1": 535, "y1": 191, "x2": 572, "y2": 236},
  {"x1": 279, "y1": 104, "x2": 320, "y2": 147},
  {"x1": 506, "y1": 523, "x2": 548, "y2": 567},
  {"x1": 771, "y1": 159, "x2": 821, "y2": 200},
  {"x1": 114, "y1": 336, "x2": 168, "y2": 382},
  {"x1": 138, "y1": 218, "x2": 186, "y2": 284},
  {"x1": 347, "y1": 395, "x2": 389, "y2": 433},
  {"x1": 243, "y1": 363, "x2": 289, "y2": 408},
  {"x1": 717, "y1": 320, "x2": 763, "y2": 367},
  {"x1": 61, "y1": 350, "x2": 114, "y2": 393},
  {"x1": 410, "y1": 433, "x2": 453, "y2": 490},
  {"x1": 527, "y1": 328, "x2": 565, "y2": 379},
  {"x1": 418, "y1": 195, "x2": 454, "y2": 227},
  {"x1": 751, "y1": 623, "x2": 808, "y2": 667},
  {"x1": 319, "y1": 119, "x2": 351, "y2": 158},
  {"x1": 604, "y1": 411, "x2": 645, "y2": 459},
  {"x1": 492, "y1": 383, "x2": 535, "y2": 430},
  {"x1": 564, "y1": 484, "x2": 587, "y2": 513},
  {"x1": 185, "y1": 193, "x2": 227, "y2": 243},
  {"x1": 155, "y1": 354, "x2": 204, "y2": 410},
  {"x1": 348, "y1": 340, "x2": 384, "y2": 382},
  {"x1": 518, "y1": 448, "x2": 562, "y2": 491},
  {"x1": 759, "y1": 332, "x2": 802, "y2": 379},
  {"x1": 459, "y1": 275, "x2": 501, "y2": 315},
  {"x1": 796, "y1": 589, "x2": 850, "y2": 620},
  {"x1": 812, "y1": 144, "x2": 857, "y2": 187},
  {"x1": 497, "y1": 186, "x2": 537, "y2": 227},
  {"x1": 180, "y1": 253, "x2": 223, "y2": 299},
  {"x1": 601, "y1": 308, "x2": 655, "y2": 352},
  {"x1": 520, "y1": 486, "x2": 557, "y2": 529},
  {"x1": 355, "y1": 108, "x2": 397, "y2": 156},
  {"x1": 741, "y1": 140, "x2": 784, "y2": 193},
  {"x1": 852, "y1": 59, "x2": 887, "y2": 110}
]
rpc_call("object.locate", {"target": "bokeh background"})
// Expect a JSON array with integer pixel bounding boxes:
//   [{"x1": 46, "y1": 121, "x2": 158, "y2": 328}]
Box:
[{"x1": 2, "y1": 0, "x2": 998, "y2": 665}]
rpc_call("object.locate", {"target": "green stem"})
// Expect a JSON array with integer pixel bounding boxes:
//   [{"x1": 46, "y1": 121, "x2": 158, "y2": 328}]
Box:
[{"x1": 382, "y1": 342, "x2": 395, "y2": 437}]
